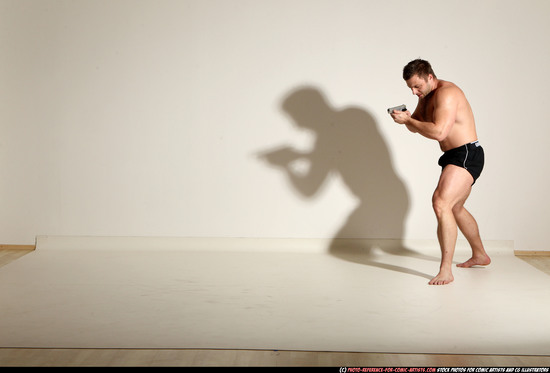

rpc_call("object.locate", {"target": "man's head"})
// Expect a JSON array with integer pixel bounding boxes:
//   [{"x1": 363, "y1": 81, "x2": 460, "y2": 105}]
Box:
[{"x1": 403, "y1": 59, "x2": 437, "y2": 98}]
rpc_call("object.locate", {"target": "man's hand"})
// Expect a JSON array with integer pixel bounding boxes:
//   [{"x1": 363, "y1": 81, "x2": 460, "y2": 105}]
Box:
[{"x1": 390, "y1": 109, "x2": 411, "y2": 124}]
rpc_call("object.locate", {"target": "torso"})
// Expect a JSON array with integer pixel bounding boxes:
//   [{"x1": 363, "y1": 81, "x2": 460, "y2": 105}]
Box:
[{"x1": 419, "y1": 80, "x2": 478, "y2": 152}]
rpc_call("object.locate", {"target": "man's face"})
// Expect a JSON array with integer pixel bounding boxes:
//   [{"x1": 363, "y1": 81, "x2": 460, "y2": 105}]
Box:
[{"x1": 406, "y1": 74, "x2": 433, "y2": 98}]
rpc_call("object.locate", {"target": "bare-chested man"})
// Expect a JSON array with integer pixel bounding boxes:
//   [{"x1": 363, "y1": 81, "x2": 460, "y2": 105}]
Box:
[{"x1": 390, "y1": 59, "x2": 491, "y2": 285}]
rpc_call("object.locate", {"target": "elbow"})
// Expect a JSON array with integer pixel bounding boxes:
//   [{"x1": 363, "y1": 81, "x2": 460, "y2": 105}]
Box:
[
  {"x1": 433, "y1": 124, "x2": 452, "y2": 142},
  {"x1": 433, "y1": 132, "x2": 447, "y2": 142}
]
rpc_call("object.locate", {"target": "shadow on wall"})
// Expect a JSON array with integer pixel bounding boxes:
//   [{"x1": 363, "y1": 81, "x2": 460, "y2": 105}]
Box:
[{"x1": 258, "y1": 86, "x2": 435, "y2": 280}]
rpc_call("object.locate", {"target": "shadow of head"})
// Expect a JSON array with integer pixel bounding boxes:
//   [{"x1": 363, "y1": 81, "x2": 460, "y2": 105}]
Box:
[{"x1": 281, "y1": 87, "x2": 333, "y2": 131}]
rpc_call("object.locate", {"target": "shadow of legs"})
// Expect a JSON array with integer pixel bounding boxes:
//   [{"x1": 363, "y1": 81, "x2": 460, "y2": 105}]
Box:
[{"x1": 328, "y1": 239, "x2": 434, "y2": 281}]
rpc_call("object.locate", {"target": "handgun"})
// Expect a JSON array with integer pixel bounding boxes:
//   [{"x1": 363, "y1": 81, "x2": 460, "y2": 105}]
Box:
[{"x1": 387, "y1": 104, "x2": 407, "y2": 114}]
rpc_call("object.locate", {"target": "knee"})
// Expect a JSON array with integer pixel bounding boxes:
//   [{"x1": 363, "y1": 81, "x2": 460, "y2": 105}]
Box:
[{"x1": 432, "y1": 193, "x2": 451, "y2": 218}]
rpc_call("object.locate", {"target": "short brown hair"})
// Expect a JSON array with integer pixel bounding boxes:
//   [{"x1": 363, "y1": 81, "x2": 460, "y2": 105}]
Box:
[{"x1": 403, "y1": 59, "x2": 437, "y2": 80}]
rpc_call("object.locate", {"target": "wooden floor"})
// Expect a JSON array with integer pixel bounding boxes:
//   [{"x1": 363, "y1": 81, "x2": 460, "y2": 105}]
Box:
[{"x1": 1, "y1": 248, "x2": 549, "y2": 367}]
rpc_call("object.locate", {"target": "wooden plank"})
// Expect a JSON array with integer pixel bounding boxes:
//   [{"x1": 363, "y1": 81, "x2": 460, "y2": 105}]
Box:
[
  {"x1": 1, "y1": 348, "x2": 550, "y2": 367},
  {"x1": 0, "y1": 244, "x2": 35, "y2": 250},
  {"x1": 0, "y1": 249, "x2": 34, "y2": 268},
  {"x1": 514, "y1": 250, "x2": 550, "y2": 256}
]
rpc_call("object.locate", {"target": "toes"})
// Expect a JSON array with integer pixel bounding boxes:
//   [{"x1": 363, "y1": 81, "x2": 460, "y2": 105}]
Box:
[{"x1": 429, "y1": 276, "x2": 453, "y2": 285}]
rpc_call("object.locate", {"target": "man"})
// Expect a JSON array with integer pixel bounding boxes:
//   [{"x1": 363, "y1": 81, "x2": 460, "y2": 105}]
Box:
[{"x1": 390, "y1": 59, "x2": 491, "y2": 285}]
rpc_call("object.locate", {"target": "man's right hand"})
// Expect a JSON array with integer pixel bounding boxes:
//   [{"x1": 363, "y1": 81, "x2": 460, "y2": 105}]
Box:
[{"x1": 390, "y1": 109, "x2": 411, "y2": 124}]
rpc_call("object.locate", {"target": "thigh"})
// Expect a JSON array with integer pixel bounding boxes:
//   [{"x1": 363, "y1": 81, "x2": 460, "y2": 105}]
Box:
[{"x1": 434, "y1": 165, "x2": 473, "y2": 206}]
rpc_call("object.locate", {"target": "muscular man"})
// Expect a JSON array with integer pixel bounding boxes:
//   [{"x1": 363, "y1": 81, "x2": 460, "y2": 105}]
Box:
[{"x1": 390, "y1": 59, "x2": 491, "y2": 285}]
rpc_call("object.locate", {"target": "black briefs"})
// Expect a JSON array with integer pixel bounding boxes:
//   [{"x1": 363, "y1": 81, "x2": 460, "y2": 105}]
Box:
[{"x1": 438, "y1": 141, "x2": 485, "y2": 184}]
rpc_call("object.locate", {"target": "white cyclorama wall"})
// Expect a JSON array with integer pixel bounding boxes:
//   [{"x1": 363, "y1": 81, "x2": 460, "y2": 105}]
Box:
[{"x1": 1, "y1": 0, "x2": 549, "y2": 250}]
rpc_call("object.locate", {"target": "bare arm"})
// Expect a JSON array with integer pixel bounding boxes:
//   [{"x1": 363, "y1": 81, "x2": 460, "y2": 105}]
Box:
[{"x1": 392, "y1": 88, "x2": 457, "y2": 141}]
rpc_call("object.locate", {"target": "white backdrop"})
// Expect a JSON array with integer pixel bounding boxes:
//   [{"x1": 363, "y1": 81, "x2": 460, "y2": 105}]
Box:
[{"x1": 1, "y1": 0, "x2": 549, "y2": 250}]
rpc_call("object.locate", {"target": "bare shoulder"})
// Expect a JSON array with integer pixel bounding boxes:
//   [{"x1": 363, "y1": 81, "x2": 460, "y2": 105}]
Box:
[{"x1": 434, "y1": 80, "x2": 464, "y2": 104}]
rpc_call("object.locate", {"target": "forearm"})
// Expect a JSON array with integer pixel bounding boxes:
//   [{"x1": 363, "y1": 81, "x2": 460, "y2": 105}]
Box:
[
  {"x1": 405, "y1": 123, "x2": 418, "y2": 133},
  {"x1": 404, "y1": 117, "x2": 443, "y2": 141}
]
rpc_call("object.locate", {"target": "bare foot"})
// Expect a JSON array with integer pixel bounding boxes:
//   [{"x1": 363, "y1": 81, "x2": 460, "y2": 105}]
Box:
[
  {"x1": 456, "y1": 255, "x2": 491, "y2": 268},
  {"x1": 429, "y1": 270, "x2": 454, "y2": 285}
]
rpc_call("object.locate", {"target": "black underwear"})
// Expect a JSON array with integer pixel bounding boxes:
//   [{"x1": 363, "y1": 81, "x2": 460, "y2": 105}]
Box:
[{"x1": 438, "y1": 141, "x2": 485, "y2": 185}]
